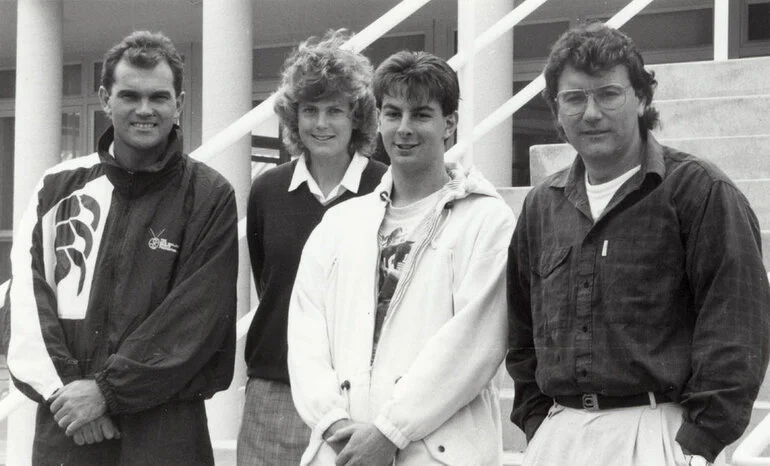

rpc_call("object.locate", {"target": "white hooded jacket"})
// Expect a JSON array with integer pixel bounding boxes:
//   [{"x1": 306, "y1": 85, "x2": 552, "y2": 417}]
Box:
[{"x1": 288, "y1": 163, "x2": 515, "y2": 465}]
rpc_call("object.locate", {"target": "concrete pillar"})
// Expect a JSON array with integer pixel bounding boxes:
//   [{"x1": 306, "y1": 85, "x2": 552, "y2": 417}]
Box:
[
  {"x1": 200, "y1": 0, "x2": 252, "y2": 446},
  {"x1": 457, "y1": 0, "x2": 514, "y2": 187},
  {"x1": 13, "y1": 0, "x2": 63, "y2": 227},
  {"x1": 9, "y1": 1, "x2": 63, "y2": 464}
]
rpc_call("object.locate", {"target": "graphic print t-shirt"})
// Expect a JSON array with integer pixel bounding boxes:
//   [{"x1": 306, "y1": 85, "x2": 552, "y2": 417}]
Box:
[{"x1": 373, "y1": 190, "x2": 442, "y2": 357}]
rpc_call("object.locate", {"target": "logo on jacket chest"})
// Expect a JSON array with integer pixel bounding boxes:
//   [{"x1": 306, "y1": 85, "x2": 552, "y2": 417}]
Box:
[
  {"x1": 54, "y1": 193, "x2": 101, "y2": 295},
  {"x1": 148, "y1": 228, "x2": 179, "y2": 253}
]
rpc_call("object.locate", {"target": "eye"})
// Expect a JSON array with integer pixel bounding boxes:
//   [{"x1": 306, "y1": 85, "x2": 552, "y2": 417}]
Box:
[
  {"x1": 300, "y1": 106, "x2": 316, "y2": 115},
  {"x1": 383, "y1": 110, "x2": 400, "y2": 119},
  {"x1": 559, "y1": 91, "x2": 586, "y2": 105},
  {"x1": 597, "y1": 86, "x2": 624, "y2": 99}
]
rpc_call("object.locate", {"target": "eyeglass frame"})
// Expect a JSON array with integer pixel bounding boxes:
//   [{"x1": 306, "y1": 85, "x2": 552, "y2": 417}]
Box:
[{"x1": 555, "y1": 83, "x2": 634, "y2": 116}]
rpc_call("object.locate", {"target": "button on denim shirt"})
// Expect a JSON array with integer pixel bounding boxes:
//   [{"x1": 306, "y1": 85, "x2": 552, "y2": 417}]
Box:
[{"x1": 506, "y1": 135, "x2": 770, "y2": 462}]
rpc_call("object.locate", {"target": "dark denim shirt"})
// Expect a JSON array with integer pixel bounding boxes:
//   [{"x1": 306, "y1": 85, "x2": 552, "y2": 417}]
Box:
[{"x1": 506, "y1": 135, "x2": 770, "y2": 462}]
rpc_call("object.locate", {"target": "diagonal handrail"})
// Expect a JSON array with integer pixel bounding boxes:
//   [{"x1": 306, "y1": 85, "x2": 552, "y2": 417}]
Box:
[
  {"x1": 445, "y1": 0, "x2": 655, "y2": 162},
  {"x1": 190, "y1": 0, "x2": 432, "y2": 165}
]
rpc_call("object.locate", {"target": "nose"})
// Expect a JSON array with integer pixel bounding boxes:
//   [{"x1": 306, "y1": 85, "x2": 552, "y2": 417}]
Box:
[
  {"x1": 396, "y1": 115, "x2": 412, "y2": 136},
  {"x1": 582, "y1": 94, "x2": 602, "y2": 121},
  {"x1": 136, "y1": 98, "x2": 153, "y2": 116},
  {"x1": 315, "y1": 110, "x2": 329, "y2": 129}
]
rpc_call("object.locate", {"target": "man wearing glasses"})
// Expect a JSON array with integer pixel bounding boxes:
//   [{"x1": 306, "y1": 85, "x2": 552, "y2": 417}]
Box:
[{"x1": 506, "y1": 23, "x2": 770, "y2": 466}]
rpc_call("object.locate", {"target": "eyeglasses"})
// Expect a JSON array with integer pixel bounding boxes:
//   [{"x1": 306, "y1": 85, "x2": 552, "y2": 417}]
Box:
[{"x1": 556, "y1": 84, "x2": 631, "y2": 116}]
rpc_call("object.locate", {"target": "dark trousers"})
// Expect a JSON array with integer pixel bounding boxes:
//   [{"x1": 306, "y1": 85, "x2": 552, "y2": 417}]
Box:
[{"x1": 32, "y1": 399, "x2": 215, "y2": 466}]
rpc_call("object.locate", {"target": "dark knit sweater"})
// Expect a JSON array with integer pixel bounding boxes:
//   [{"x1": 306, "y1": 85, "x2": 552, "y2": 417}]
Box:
[{"x1": 245, "y1": 157, "x2": 387, "y2": 383}]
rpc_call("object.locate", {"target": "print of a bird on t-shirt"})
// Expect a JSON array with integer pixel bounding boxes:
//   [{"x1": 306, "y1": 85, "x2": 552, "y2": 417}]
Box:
[{"x1": 373, "y1": 226, "x2": 414, "y2": 349}]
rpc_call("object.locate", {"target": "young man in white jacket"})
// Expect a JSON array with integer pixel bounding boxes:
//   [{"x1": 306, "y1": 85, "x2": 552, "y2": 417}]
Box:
[{"x1": 287, "y1": 50, "x2": 515, "y2": 466}]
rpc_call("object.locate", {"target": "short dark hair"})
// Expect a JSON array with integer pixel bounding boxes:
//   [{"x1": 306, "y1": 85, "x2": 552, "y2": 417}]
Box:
[
  {"x1": 273, "y1": 29, "x2": 377, "y2": 158},
  {"x1": 101, "y1": 31, "x2": 184, "y2": 96},
  {"x1": 373, "y1": 50, "x2": 460, "y2": 116},
  {"x1": 543, "y1": 22, "x2": 659, "y2": 138}
]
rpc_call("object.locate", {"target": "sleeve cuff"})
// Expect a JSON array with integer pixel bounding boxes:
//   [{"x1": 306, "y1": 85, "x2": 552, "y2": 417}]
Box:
[
  {"x1": 94, "y1": 371, "x2": 119, "y2": 414},
  {"x1": 315, "y1": 407, "x2": 350, "y2": 441},
  {"x1": 374, "y1": 414, "x2": 411, "y2": 449},
  {"x1": 675, "y1": 420, "x2": 726, "y2": 463},
  {"x1": 524, "y1": 413, "x2": 547, "y2": 443}
]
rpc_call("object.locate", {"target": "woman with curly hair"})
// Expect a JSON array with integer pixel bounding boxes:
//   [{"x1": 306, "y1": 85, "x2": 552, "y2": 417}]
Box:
[{"x1": 238, "y1": 29, "x2": 387, "y2": 465}]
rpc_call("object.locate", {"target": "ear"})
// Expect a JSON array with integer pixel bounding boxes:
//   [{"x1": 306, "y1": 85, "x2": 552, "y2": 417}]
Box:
[
  {"x1": 635, "y1": 92, "x2": 646, "y2": 118},
  {"x1": 98, "y1": 86, "x2": 112, "y2": 117},
  {"x1": 175, "y1": 91, "x2": 186, "y2": 120},
  {"x1": 443, "y1": 111, "x2": 458, "y2": 140}
]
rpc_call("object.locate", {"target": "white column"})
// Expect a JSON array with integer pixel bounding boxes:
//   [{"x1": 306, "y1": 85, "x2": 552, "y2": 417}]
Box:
[
  {"x1": 10, "y1": 2, "x2": 63, "y2": 464},
  {"x1": 13, "y1": 0, "x2": 63, "y2": 227},
  {"x1": 458, "y1": 0, "x2": 514, "y2": 187},
  {"x1": 200, "y1": 0, "x2": 252, "y2": 446},
  {"x1": 457, "y1": 0, "x2": 475, "y2": 168},
  {"x1": 714, "y1": 0, "x2": 729, "y2": 61}
]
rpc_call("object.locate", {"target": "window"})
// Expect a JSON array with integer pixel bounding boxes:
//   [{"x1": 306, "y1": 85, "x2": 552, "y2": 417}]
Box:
[
  {"x1": 251, "y1": 99, "x2": 287, "y2": 180},
  {"x1": 63, "y1": 64, "x2": 82, "y2": 96},
  {"x1": 0, "y1": 115, "x2": 14, "y2": 284},
  {"x1": 748, "y1": 2, "x2": 770, "y2": 41},
  {"x1": 61, "y1": 110, "x2": 82, "y2": 161},
  {"x1": 0, "y1": 70, "x2": 15, "y2": 100}
]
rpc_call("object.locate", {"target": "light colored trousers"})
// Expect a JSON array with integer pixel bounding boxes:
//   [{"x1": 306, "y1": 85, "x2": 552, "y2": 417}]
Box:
[{"x1": 523, "y1": 402, "x2": 726, "y2": 466}]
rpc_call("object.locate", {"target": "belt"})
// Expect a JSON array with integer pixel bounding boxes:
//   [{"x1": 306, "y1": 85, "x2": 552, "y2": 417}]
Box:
[{"x1": 554, "y1": 392, "x2": 670, "y2": 411}]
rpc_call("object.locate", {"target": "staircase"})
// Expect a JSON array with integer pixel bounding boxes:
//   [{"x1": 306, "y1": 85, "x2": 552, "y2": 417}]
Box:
[{"x1": 498, "y1": 55, "x2": 770, "y2": 465}]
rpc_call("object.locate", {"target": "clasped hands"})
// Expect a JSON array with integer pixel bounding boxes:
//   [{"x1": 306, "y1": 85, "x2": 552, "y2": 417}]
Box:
[
  {"x1": 324, "y1": 419, "x2": 398, "y2": 466},
  {"x1": 49, "y1": 379, "x2": 120, "y2": 445}
]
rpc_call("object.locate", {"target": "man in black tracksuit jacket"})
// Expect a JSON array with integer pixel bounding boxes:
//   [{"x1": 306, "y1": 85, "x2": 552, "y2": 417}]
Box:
[{"x1": 6, "y1": 31, "x2": 237, "y2": 465}]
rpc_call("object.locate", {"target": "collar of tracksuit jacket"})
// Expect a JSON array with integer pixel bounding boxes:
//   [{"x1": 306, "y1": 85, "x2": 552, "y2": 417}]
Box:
[{"x1": 97, "y1": 125, "x2": 186, "y2": 199}]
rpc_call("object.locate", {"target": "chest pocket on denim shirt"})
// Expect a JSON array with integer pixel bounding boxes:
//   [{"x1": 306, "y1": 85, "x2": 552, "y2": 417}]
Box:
[
  {"x1": 531, "y1": 245, "x2": 572, "y2": 337},
  {"x1": 598, "y1": 236, "x2": 683, "y2": 325}
]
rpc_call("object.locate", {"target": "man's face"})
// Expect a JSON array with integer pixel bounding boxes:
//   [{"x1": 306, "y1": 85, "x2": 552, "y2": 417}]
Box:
[
  {"x1": 99, "y1": 58, "x2": 184, "y2": 163},
  {"x1": 556, "y1": 64, "x2": 644, "y2": 171},
  {"x1": 297, "y1": 96, "x2": 355, "y2": 160},
  {"x1": 378, "y1": 92, "x2": 457, "y2": 173}
]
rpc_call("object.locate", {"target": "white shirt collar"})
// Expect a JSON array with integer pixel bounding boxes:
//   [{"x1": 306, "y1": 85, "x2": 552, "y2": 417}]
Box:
[{"x1": 288, "y1": 153, "x2": 368, "y2": 205}]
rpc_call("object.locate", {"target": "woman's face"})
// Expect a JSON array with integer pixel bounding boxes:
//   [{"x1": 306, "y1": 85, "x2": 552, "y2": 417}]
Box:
[{"x1": 297, "y1": 96, "x2": 355, "y2": 160}]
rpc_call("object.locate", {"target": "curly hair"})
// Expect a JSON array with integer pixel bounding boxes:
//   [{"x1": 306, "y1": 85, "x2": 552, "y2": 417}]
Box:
[
  {"x1": 373, "y1": 50, "x2": 460, "y2": 116},
  {"x1": 273, "y1": 29, "x2": 377, "y2": 158},
  {"x1": 543, "y1": 22, "x2": 659, "y2": 139},
  {"x1": 101, "y1": 31, "x2": 184, "y2": 96}
]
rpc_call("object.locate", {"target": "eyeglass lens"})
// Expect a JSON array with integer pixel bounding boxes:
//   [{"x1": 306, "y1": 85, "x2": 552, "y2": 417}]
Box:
[{"x1": 557, "y1": 84, "x2": 628, "y2": 115}]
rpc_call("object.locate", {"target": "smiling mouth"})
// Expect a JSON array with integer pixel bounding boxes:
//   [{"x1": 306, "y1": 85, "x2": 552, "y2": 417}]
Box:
[
  {"x1": 582, "y1": 130, "x2": 609, "y2": 136},
  {"x1": 395, "y1": 143, "x2": 418, "y2": 150},
  {"x1": 132, "y1": 122, "x2": 157, "y2": 130},
  {"x1": 312, "y1": 135, "x2": 334, "y2": 141}
]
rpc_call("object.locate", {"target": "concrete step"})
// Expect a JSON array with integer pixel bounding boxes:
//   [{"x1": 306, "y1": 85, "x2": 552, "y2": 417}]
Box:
[
  {"x1": 654, "y1": 96, "x2": 770, "y2": 140},
  {"x1": 500, "y1": 183, "x2": 770, "y2": 234},
  {"x1": 650, "y1": 57, "x2": 770, "y2": 100},
  {"x1": 529, "y1": 136, "x2": 770, "y2": 186}
]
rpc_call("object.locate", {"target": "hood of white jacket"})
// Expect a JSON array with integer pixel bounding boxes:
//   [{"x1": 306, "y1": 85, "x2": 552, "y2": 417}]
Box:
[{"x1": 374, "y1": 162, "x2": 501, "y2": 212}]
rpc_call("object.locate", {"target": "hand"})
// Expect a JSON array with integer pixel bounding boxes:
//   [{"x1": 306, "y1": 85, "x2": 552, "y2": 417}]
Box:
[
  {"x1": 329, "y1": 423, "x2": 397, "y2": 466},
  {"x1": 72, "y1": 415, "x2": 121, "y2": 445},
  {"x1": 323, "y1": 419, "x2": 354, "y2": 454},
  {"x1": 50, "y1": 380, "x2": 108, "y2": 436}
]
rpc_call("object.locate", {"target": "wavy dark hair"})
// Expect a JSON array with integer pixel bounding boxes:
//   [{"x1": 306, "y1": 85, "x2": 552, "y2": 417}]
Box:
[
  {"x1": 543, "y1": 22, "x2": 659, "y2": 139},
  {"x1": 273, "y1": 29, "x2": 377, "y2": 158},
  {"x1": 101, "y1": 31, "x2": 184, "y2": 96}
]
